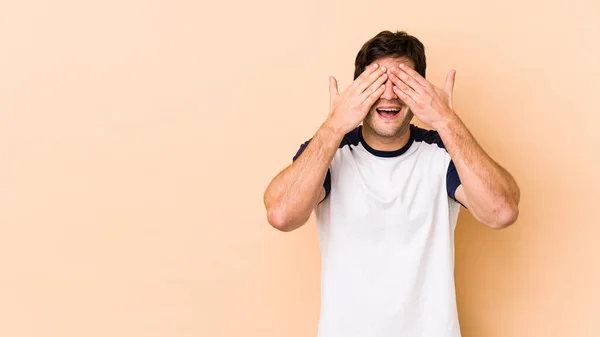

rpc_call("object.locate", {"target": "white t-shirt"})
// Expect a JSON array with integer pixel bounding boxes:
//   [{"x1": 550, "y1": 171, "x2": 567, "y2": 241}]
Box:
[{"x1": 293, "y1": 124, "x2": 464, "y2": 337}]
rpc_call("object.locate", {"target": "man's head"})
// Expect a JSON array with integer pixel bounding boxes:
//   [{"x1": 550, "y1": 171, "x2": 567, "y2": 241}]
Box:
[{"x1": 354, "y1": 31, "x2": 426, "y2": 138}]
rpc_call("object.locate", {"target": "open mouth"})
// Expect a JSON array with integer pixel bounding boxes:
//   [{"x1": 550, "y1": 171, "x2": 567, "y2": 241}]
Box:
[{"x1": 376, "y1": 107, "x2": 401, "y2": 120}]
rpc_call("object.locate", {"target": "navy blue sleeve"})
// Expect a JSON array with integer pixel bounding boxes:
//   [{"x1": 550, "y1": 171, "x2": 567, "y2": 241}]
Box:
[
  {"x1": 410, "y1": 125, "x2": 465, "y2": 208},
  {"x1": 293, "y1": 139, "x2": 331, "y2": 202},
  {"x1": 446, "y1": 160, "x2": 465, "y2": 208}
]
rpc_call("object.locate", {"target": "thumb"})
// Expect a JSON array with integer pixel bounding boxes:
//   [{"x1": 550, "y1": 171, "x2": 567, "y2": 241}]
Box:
[
  {"x1": 444, "y1": 70, "x2": 456, "y2": 105},
  {"x1": 329, "y1": 76, "x2": 339, "y2": 98},
  {"x1": 444, "y1": 70, "x2": 456, "y2": 96}
]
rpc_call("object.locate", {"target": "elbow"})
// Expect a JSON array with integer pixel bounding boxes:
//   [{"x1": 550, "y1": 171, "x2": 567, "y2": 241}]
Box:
[
  {"x1": 487, "y1": 202, "x2": 519, "y2": 230},
  {"x1": 266, "y1": 207, "x2": 296, "y2": 232},
  {"x1": 264, "y1": 193, "x2": 312, "y2": 232},
  {"x1": 264, "y1": 190, "x2": 294, "y2": 232}
]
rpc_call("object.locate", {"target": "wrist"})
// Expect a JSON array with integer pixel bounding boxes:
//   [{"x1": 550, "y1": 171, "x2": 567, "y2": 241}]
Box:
[
  {"x1": 321, "y1": 118, "x2": 348, "y2": 139},
  {"x1": 433, "y1": 110, "x2": 462, "y2": 135}
]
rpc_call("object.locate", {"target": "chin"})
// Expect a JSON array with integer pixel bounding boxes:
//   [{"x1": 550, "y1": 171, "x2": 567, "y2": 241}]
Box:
[{"x1": 365, "y1": 110, "x2": 412, "y2": 138}]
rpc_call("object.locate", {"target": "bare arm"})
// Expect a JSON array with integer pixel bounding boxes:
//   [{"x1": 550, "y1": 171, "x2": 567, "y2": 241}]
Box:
[
  {"x1": 437, "y1": 116, "x2": 520, "y2": 229},
  {"x1": 264, "y1": 63, "x2": 388, "y2": 232},
  {"x1": 263, "y1": 122, "x2": 344, "y2": 232}
]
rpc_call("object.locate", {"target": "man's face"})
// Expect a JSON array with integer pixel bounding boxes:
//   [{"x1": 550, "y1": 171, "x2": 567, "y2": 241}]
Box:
[{"x1": 363, "y1": 56, "x2": 415, "y2": 138}]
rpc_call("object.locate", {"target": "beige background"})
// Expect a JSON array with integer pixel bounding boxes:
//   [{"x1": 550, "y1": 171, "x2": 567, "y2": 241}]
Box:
[{"x1": 0, "y1": 0, "x2": 598, "y2": 336}]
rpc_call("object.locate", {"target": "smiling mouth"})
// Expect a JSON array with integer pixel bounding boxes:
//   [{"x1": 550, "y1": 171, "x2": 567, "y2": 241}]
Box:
[{"x1": 376, "y1": 107, "x2": 401, "y2": 119}]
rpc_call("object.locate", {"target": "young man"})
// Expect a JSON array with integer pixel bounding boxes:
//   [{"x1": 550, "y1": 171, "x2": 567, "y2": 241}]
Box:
[{"x1": 263, "y1": 30, "x2": 520, "y2": 337}]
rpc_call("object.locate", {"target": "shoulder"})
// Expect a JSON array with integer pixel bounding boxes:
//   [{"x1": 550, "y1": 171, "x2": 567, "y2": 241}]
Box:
[
  {"x1": 339, "y1": 126, "x2": 361, "y2": 149},
  {"x1": 293, "y1": 126, "x2": 361, "y2": 161},
  {"x1": 410, "y1": 124, "x2": 447, "y2": 151}
]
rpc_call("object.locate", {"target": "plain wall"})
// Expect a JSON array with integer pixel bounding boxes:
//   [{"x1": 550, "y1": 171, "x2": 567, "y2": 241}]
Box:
[{"x1": 0, "y1": 0, "x2": 598, "y2": 336}]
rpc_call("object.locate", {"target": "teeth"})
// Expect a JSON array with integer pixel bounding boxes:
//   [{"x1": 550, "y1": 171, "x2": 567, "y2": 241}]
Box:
[{"x1": 378, "y1": 108, "x2": 400, "y2": 112}]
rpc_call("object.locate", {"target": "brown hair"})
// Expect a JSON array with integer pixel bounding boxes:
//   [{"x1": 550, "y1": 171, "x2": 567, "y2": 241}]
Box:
[{"x1": 353, "y1": 30, "x2": 427, "y2": 80}]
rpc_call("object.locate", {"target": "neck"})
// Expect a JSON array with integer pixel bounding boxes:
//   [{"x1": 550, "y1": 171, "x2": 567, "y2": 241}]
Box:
[
  {"x1": 361, "y1": 120, "x2": 412, "y2": 152},
  {"x1": 362, "y1": 127, "x2": 411, "y2": 151}
]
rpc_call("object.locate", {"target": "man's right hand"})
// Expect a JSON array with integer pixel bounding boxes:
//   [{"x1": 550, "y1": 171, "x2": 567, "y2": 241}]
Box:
[{"x1": 325, "y1": 63, "x2": 388, "y2": 135}]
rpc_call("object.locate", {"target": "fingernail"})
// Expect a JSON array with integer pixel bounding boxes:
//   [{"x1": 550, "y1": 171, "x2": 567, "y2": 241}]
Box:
[{"x1": 381, "y1": 66, "x2": 387, "y2": 72}]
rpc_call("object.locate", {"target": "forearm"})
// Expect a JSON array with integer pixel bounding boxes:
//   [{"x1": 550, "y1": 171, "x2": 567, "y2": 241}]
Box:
[
  {"x1": 435, "y1": 115, "x2": 520, "y2": 227},
  {"x1": 264, "y1": 121, "x2": 344, "y2": 231}
]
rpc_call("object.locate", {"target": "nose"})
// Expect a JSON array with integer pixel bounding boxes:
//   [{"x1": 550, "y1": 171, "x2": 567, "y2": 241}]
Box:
[{"x1": 380, "y1": 73, "x2": 398, "y2": 100}]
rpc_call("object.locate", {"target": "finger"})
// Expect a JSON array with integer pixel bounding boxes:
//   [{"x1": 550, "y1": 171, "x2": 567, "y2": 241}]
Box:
[
  {"x1": 360, "y1": 72, "x2": 388, "y2": 102},
  {"x1": 392, "y1": 85, "x2": 417, "y2": 109},
  {"x1": 350, "y1": 63, "x2": 382, "y2": 92},
  {"x1": 362, "y1": 84, "x2": 386, "y2": 108},
  {"x1": 389, "y1": 72, "x2": 419, "y2": 102},
  {"x1": 355, "y1": 65, "x2": 386, "y2": 93},
  {"x1": 398, "y1": 63, "x2": 429, "y2": 87},
  {"x1": 392, "y1": 66, "x2": 424, "y2": 93},
  {"x1": 357, "y1": 63, "x2": 381, "y2": 81}
]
